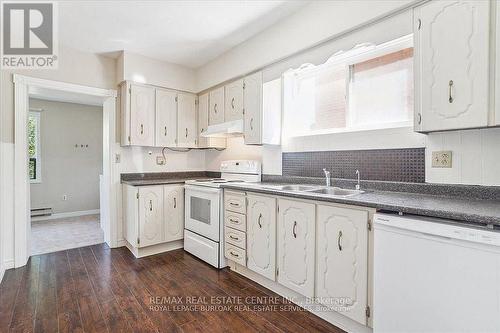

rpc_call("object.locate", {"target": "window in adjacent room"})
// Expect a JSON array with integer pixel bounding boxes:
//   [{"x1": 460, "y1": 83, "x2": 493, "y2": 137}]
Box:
[
  {"x1": 283, "y1": 35, "x2": 413, "y2": 138},
  {"x1": 28, "y1": 111, "x2": 41, "y2": 183}
]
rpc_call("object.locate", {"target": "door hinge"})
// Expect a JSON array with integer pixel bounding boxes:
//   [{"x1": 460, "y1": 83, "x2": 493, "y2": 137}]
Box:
[
  {"x1": 137, "y1": 237, "x2": 140, "y2": 245},
  {"x1": 136, "y1": 192, "x2": 139, "y2": 199},
  {"x1": 277, "y1": 205, "x2": 279, "y2": 213},
  {"x1": 175, "y1": 96, "x2": 178, "y2": 102},
  {"x1": 128, "y1": 135, "x2": 131, "y2": 142},
  {"x1": 128, "y1": 87, "x2": 131, "y2": 94},
  {"x1": 417, "y1": 18, "x2": 421, "y2": 30},
  {"x1": 243, "y1": 82, "x2": 246, "y2": 89},
  {"x1": 242, "y1": 108, "x2": 245, "y2": 115},
  {"x1": 367, "y1": 220, "x2": 372, "y2": 231},
  {"x1": 366, "y1": 306, "x2": 371, "y2": 318},
  {"x1": 276, "y1": 267, "x2": 279, "y2": 277}
]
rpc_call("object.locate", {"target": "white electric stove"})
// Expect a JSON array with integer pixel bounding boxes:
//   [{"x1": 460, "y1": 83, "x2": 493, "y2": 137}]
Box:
[{"x1": 183, "y1": 160, "x2": 261, "y2": 268}]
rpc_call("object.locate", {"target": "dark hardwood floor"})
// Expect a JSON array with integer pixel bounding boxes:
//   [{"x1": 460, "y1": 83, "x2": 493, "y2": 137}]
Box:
[{"x1": 0, "y1": 244, "x2": 345, "y2": 333}]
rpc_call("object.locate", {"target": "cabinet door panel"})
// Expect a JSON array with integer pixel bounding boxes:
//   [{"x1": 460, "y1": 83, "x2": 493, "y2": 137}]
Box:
[
  {"x1": 138, "y1": 186, "x2": 164, "y2": 247},
  {"x1": 156, "y1": 89, "x2": 177, "y2": 147},
  {"x1": 316, "y1": 205, "x2": 368, "y2": 325},
  {"x1": 244, "y1": 72, "x2": 262, "y2": 144},
  {"x1": 130, "y1": 85, "x2": 155, "y2": 146},
  {"x1": 225, "y1": 79, "x2": 244, "y2": 121},
  {"x1": 209, "y1": 87, "x2": 225, "y2": 125},
  {"x1": 198, "y1": 93, "x2": 226, "y2": 148},
  {"x1": 247, "y1": 195, "x2": 276, "y2": 280},
  {"x1": 277, "y1": 199, "x2": 315, "y2": 297},
  {"x1": 164, "y1": 185, "x2": 184, "y2": 242},
  {"x1": 177, "y1": 93, "x2": 197, "y2": 147},
  {"x1": 415, "y1": 0, "x2": 489, "y2": 132}
]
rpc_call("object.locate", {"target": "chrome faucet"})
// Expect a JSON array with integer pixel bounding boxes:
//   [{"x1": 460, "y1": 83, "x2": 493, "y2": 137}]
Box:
[
  {"x1": 323, "y1": 168, "x2": 331, "y2": 187},
  {"x1": 355, "y1": 170, "x2": 361, "y2": 190}
]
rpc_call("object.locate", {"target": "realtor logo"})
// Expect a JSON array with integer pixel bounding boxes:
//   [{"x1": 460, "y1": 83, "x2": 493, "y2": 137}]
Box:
[{"x1": 1, "y1": 1, "x2": 58, "y2": 68}]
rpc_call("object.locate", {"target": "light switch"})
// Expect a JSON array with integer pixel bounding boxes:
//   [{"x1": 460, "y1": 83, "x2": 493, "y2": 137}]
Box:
[{"x1": 432, "y1": 151, "x2": 452, "y2": 168}]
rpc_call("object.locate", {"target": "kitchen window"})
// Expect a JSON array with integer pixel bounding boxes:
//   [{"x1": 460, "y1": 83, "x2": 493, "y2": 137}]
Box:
[
  {"x1": 283, "y1": 35, "x2": 413, "y2": 138},
  {"x1": 28, "y1": 111, "x2": 41, "y2": 183}
]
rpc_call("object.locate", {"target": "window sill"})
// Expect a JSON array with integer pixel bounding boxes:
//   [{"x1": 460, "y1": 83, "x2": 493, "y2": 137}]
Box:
[{"x1": 30, "y1": 179, "x2": 42, "y2": 184}]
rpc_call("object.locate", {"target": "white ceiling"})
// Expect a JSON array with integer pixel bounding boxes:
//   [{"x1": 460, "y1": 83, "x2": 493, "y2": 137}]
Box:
[{"x1": 59, "y1": 0, "x2": 309, "y2": 68}]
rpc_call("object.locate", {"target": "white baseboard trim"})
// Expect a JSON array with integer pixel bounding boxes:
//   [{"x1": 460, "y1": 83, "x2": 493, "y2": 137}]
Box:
[
  {"x1": 227, "y1": 260, "x2": 372, "y2": 333},
  {"x1": 4, "y1": 259, "x2": 15, "y2": 270},
  {"x1": 0, "y1": 264, "x2": 4, "y2": 283},
  {"x1": 31, "y1": 209, "x2": 100, "y2": 222}
]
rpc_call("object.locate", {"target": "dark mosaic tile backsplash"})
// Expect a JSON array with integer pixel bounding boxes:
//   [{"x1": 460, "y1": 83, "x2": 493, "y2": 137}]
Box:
[{"x1": 282, "y1": 148, "x2": 425, "y2": 183}]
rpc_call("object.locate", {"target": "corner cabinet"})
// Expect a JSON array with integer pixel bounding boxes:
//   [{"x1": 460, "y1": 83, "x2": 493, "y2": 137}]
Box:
[
  {"x1": 277, "y1": 199, "x2": 316, "y2": 298},
  {"x1": 243, "y1": 72, "x2": 281, "y2": 145},
  {"x1": 123, "y1": 184, "x2": 184, "y2": 255},
  {"x1": 316, "y1": 204, "x2": 369, "y2": 325},
  {"x1": 197, "y1": 93, "x2": 226, "y2": 149},
  {"x1": 120, "y1": 81, "x2": 197, "y2": 148},
  {"x1": 414, "y1": 0, "x2": 490, "y2": 132},
  {"x1": 247, "y1": 194, "x2": 277, "y2": 281}
]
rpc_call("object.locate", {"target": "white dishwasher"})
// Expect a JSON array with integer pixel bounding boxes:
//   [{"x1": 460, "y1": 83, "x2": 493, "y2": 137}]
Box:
[{"x1": 373, "y1": 213, "x2": 500, "y2": 333}]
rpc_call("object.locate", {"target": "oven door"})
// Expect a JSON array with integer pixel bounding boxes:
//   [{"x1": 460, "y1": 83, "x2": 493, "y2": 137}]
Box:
[{"x1": 184, "y1": 185, "x2": 221, "y2": 242}]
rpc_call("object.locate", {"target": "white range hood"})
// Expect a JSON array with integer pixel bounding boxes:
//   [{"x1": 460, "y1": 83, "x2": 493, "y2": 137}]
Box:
[{"x1": 201, "y1": 119, "x2": 244, "y2": 138}]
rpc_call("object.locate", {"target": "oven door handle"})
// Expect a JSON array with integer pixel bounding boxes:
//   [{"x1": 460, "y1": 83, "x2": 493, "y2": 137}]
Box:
[{"x1": 184, "y1": 184, "x2": 221, "y2": 194}]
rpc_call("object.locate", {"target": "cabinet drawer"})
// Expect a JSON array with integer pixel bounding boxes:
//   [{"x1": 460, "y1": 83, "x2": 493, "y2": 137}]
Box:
[
  {"x1": 224, "y1": 191, "x2": 246, "y2": 214},
  {"x1": 225, "y1": 243, "x2": 246, "y2": 266},
  {"x1": 224, "y1": 227, "x2": 246, "y2": 249},
  {"x1": 224, "y1": 211, "x2": 246, "y2": 232}
]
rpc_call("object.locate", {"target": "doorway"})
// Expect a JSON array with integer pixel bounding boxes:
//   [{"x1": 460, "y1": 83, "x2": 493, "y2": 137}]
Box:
[
  {"x1": 28, "y1": 98, "x2": 104, "y2": 255},
  {"x1": 13, "y1": 75, "x2": 117, "y2": 267}
]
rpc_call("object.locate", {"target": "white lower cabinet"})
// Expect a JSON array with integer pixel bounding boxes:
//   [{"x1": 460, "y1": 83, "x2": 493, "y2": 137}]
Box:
[
  {"x1": 247, "y1": 194, "x2": 277, "y2": 281},
  {"x1": 316, "y1": 204, "x2": 369, "y2": 325},
  {"x1": 123, "y1": 184, "x2": 185, "y2": 250},
  {"x1": 163, "y1": 185, "x2": 184, "y2": 242},
  {"x1": 277, "y1": 199, "x2": 316, "y2": 298},
  {"x1": 138, "y1": 186, "x2": 164, "y2": 247}
]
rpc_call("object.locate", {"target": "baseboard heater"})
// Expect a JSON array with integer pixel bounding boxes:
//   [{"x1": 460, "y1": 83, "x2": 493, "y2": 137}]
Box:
[{"x1": 31, "y1": 207, "x2": 52, "y2": 217}]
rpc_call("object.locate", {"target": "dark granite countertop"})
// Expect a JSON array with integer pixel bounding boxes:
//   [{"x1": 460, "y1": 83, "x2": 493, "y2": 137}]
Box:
[
  {"x1": 122, "y1": 177, "x2": 214, "y2": 186},
  {"x1": 120, "y1": 171, "x2": 220, "y2": 186},
  {"x1": 221, "y1": 182, "x2": 500, "y2": 227}
]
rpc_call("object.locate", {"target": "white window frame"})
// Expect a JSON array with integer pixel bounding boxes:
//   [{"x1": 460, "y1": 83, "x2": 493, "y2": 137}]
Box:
[
  {"x1": 29, "y1": 111, "x2": 42, "y2": 184},
  {"x1": 283, "y1": 34, "x2": 414, "y2": 138}
]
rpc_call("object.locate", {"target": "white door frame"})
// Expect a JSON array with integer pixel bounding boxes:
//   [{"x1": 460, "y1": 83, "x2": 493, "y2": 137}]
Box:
[{"x1": 13, "y1": 74, "x2": 118, "y2": 268}]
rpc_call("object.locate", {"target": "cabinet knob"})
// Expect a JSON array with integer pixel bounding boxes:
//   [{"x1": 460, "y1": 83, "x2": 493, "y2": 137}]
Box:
[
  {"x1": 140, "y1": 124, "x2": 144, "y2": 135},
  {"x1": 214, "y1": 103, "x2": 217, "y2": 114},
  {"x1": 164, "y1": 126, "x2": 167, "y2": 136},
  {"x1": 417, "y1": 113, "x2": 422, "y2": 125},
  {"x1": 230, "y1": 251, "x2": 239, "y2": 258},
  {"x1": 338, "y1": 230, "x2": 343, "y2": 251},
  {"x1": 258, "y1": 213, "x2": 262, "y2": 228},
  {"x1": 250, "y1": 118, "x2": 254, "y2": 131},
  {"x1": 185, "y1": 128, "x2": 188, "y2": 138},
  {"x1": 149, "y1": 200, "x2": 152, "y2": 211},
  {"x1": 173, "y1": 197, "x2": 177, "y2": 209},
  {"x1": 231, "y1": 97, "x2": 235, "y2": 109},
  {"x1": 292, "y1": 221, "x2": 297, "y2": 238}
]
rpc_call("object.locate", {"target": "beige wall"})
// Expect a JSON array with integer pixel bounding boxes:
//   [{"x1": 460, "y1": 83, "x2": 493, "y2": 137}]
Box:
[{"x1": 29, "y1": 99, "x2": 103, "y2": 214}]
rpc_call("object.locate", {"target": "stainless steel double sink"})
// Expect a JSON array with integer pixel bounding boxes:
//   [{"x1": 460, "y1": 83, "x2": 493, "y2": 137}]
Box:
[{"x1": 262, "y1": 184, "x2": 364, "y2": 197}]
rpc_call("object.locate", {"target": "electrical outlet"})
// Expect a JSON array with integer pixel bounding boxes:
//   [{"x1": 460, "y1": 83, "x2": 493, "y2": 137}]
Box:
[
  {"x1": 156, "y1": 156, "x2": 165, "y2": 165},
  {"x1": 432, "y1": 151, "x2": 452, "y2": 168}
]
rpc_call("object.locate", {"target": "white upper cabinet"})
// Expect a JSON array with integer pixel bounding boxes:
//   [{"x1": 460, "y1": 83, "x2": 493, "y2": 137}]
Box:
[
  {"x1": 277, "y1": 199, "x2": 315, "y2": 298},
  {"x1": 224, "y1": 79, "x2": 244, "y2": 121},
  {"x1": 138, "y1": 186, "x2": 164, "y2": 248},
  {"x1": 155, "y1": 89, "x2": 177, "y2": 147},
  {"x1": 496, "y1": 2, "x2": 500, "y2": 126},
  {"x1": 414, "y1": 0, "x2": 490, "y2": 132},
  {"x1": 197, "y1": 93, "x2": 226, "y2": 149},
  {"x1": 129, "y1": 84, "x2": 155, "y2": 146},
  {"x1": 244, "y1": 72, "x2": 281, "y2": 145},
  {"x1": 164, "y1": 185, "x2": 184, "y2": 242},
  {"x1": 209, "y1": 87, "x2": 225, "y2": 125},
  {"x1": 177, "y1": 92, "x2": 197, "y2": 147},
  {"x1": 247, "y1": 194, "x2": 277, "y2": 281},
  {"x1": 316, "y1": 205, "x2": 369, "y2": 325}
]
